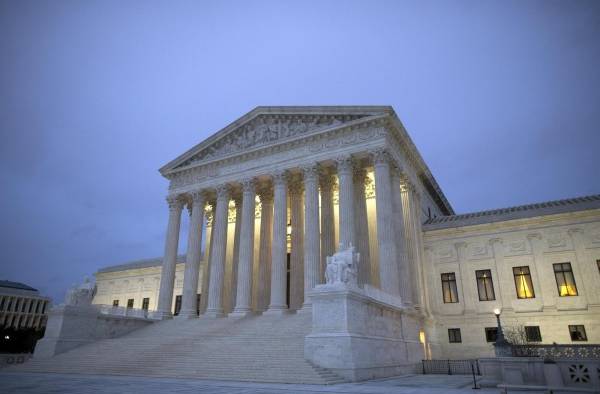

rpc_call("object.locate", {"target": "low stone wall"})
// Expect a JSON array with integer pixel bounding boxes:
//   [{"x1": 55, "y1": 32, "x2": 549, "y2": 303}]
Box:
[
  {"x1": 305, "y1": 284, "x2": 424, "y2": 381},
  {"x1": 480, "y1": 357, "x2": 600, "y2": 389},
  {"x1": 33, "y1": 305, "x2": 154, "y2": 359},
  {"x1": 0, "y1": 353, "x2": 31, "y2": 368}
]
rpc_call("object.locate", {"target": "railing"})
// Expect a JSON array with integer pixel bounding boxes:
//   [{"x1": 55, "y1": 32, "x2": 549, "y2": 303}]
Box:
[
  {"x1": 422, "y1": 359, "x2": 480, "y2": 375},
  {"x1": 94, "y1": 305, "x2": 159, "y2": 320},
  {"x1": 511, "y1": 344, "x2": 600, "y2": 359}
]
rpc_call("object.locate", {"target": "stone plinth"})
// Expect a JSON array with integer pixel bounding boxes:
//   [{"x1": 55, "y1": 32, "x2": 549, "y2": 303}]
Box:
[
  {"x1": 34, "y1": 305, "x2": 153, "y2": 359},
  {"x1": 305, "y1": 284, "x2": 423, "y2": 381}
]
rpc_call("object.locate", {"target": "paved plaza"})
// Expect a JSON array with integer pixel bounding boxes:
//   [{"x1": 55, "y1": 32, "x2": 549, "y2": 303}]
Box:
[{"x1": 0, "y1": 372, "x2": 502, "y2": 394}]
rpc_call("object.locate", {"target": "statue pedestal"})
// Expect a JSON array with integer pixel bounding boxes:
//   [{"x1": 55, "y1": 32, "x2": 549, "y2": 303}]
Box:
[{"x1": 305, "y1": 284, "x2": 423, "y2": 382}]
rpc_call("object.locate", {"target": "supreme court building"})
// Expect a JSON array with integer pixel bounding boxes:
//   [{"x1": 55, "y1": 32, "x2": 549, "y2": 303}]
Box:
[{"x1": 86, "y1": 106, "x2": 600, "y2": 380}]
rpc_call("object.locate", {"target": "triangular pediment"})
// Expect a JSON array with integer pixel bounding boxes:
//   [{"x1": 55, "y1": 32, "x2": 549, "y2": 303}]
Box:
[{"x1": 160, "y1": 106, "x2": 392, "y2": 174}]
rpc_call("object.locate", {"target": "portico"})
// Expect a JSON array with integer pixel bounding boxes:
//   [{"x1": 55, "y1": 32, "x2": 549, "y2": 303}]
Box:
[{"x1": 155, "y1": 106, "x2": 452, "y2": 319}]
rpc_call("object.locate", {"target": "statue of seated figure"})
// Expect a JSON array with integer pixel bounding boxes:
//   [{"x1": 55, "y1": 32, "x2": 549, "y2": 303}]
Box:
[
  {"x1": 64, "y1": 276, "x2": 97, "y2": 306},
  {"x1": 325, "y1": 244, "x2": 359, "y2": 287}
]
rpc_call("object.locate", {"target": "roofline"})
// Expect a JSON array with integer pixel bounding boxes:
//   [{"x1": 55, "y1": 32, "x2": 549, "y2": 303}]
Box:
[{"x1": 423, "y1": 194, "x2": 600, "y2": 231}]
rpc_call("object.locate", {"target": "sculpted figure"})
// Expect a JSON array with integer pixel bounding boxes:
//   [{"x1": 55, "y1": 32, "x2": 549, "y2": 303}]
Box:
[
  {"x1": 64, "y1": 276, "x2": 97, "y2": 306},
  {"x1": 325, "y1": 244, "x2": 359, "y2": 287}
]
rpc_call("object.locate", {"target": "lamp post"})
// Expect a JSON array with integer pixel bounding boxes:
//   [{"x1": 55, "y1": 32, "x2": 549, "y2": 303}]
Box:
[{"x1": 493, "y1": 308, "x2": 511, "y2": 357}]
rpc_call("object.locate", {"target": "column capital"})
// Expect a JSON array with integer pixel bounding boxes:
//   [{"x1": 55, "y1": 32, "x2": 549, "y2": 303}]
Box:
[
  {"x1": 189, "y1": 190, "x2": 207, "y2": 206},
  {"x1": 215, "y1": 184, "x2": 231, "y2": 200},
  {"x1": 335, "y1": 155, "x2": 354, "y2": 175},
  {"x1": 166, "y1": 195, "x2": 185, "y2": 212},
  {"x1": 319, "y1": 171, "x2": 336, "y2": 191},
  {"x1": 272, "y1": 170, "x2": 289, "y2": 187},
  {"x1": 369, "y1": 148, "x2": 391, "y2": 166},
  {"x1": 257, "y1": 186, "x2": 274, "y2": 204},
  {"x1": 390, "y1": 162, "x2": 404, "y2": 180},
  {"x1": 352, "y1": 165, "x2": 367, "y2": 183},
  {"x1": 289, "y1": 175, "x2": 304, "y2": 195},
  {"x1": 241, "y1": 178, "x2": 256, "y2": 193},
  {"x1": 301, "y1": 163, "x2": 320, "y2": 182}
]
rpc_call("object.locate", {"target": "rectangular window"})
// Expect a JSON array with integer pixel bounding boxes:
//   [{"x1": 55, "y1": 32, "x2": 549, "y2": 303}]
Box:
[
  {"x1": 441, "y1": 273, "x2": 459, "y2": 303},
  {"x1": 485, "y1": 327, "x2": 498, "y2": 342},
  {"x1": 476, "y1": 269, "x2": 496, "y2": 301},
  {"x1": 127, "y1": 299, "x2": 134, "y2": 308},
  {"x1": 196, "y1": 294, "x2": 202, "y2": 316},
  {"x1": 448, "y1": 328, "x2": 462, "y2": 343},
  {"x1": 513, "y1": 266, "x2": 535, "y2": 299},
  {"x1": 142, "y1": 298, "x2": 150, "y2": 311},
  {"x1": 112, "y1": 300, "x2": 119, "y2": 307},
  {"x1": 525, "y1": 326, "x2": 542, "y2": 342},
  {"x1": 174, "y1": 295, "x2": 182, "y2": 316},
  {"x1": 569, "y1": 325, "x2": 587, "y2": 342},
  {"x1": 597, "y1": 259, "x2": 600, "y2": 274},
  {"x1": 553, "y1": 263, "x2": 578, "y2": 296}
]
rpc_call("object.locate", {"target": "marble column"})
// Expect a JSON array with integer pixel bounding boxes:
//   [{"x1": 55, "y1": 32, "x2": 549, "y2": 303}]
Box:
[
  {"x1": 229, "y1": 195, "x2": 243, "y2": 312},
  {"x1": 156, "y1": 195, "x2": 184, "y2": 319},
  {"x1": 303, "y1": 163, "x2": 321, "y2": 307},
  {"x1": 400, "y1": 181, "x2": 416, "y2": 305},
  {"x1": 371, "y1": 149, "x2": 401, "y2": 296},
  {"x1": 391, "y1": 167, "x2": 411, "y2": 304},
  {"x1": 200, "y1": 202, "x2": 215, "y2": 314},
  {"x1": 289, "y1": 175, "x2": 304, "y2": 310},
  {"x1": 179, "y1": 191, "x2": 206, "y2": 318},
  {"x1": 256, "y1": 187, "x2": 273, "y2": 311},
  {"x1": 319, "y1": 171, "x2": 336, "y2": 279},
  {"x1": 353, "y1": 166, "x2": 372, "y2": 287},
  {"x1": 206, "y1": 185, "x2": 230, "y2": 317},
  {"x1": 232, "y1": 179, "x2": 257, "y2": 316},
  {"x1": 336, "y1": 155, "x2": 355, "y2": 249},
  {"x1": 266, "y1": 171, "x2": 289, "y2": 314}
]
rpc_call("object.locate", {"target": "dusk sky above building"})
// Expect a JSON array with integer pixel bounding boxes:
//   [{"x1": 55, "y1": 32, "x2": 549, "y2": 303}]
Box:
[{"x1": 1, "y1": 1, "x2": 599, "y2": 303}]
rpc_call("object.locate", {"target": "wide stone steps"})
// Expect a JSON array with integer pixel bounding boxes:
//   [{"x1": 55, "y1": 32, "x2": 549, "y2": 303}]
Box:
[{"x1": 13, "y1": 313, "x2": 348, "y2": 384}]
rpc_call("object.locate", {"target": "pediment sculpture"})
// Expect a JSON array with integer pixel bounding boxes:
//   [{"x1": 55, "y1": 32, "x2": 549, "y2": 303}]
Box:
[
  {"x1": 64, "y1": 276, "x2": 97, "y2": 306},
  {"x1": 325, "y1": 244, "x2": 359, "y2": 287}
]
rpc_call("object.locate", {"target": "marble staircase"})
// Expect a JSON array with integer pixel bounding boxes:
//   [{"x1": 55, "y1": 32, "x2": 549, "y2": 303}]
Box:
[{"x1": 13, "y1": 312, "x2": 348, "y2": 384}]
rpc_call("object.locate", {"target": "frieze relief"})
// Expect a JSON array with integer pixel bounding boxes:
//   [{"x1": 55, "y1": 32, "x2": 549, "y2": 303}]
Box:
[
  {"x1": 168, "y1": 124, "x2": 387, "y2": 191},
  {"x1": 503, "y1": 239, "x2": 530, "y2": 256},
  {"x1": 434, "y1": 245, "x2": 457, "y2": 262},
  {"x1": 468, "y1": 243, "x2": 491, "y2": 259},
  {"x1": 177, "y1": 114, "x2": 368, "y2": 169}
]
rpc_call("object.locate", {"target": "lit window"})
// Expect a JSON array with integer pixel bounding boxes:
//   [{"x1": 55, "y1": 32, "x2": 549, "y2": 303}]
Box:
[
  {"x1": 513, "y1": 266, "x2": 535, "y2": 299},
  {"x1": 476, "y1": 270, "x2": 496, "y2": 301},
  {"x1": 569, "y1": 325, "x2": 587, "y2": 342},
  {"x1": 127, "y1": 299, "x2": 134, "y2": 308},
  {"x1": 525, "y1": 326, "x2": 542, "y2": 342},
  {"x1": 142, "y1": 298, "x2": 150, "y2": 311},
  {"x1": 448, "y1": 328, "x2": 462, "y2": 343},
  {"x1": 554, "y1": 263, "x2": 578, "y2": 297},
  {"x1": 441, "y1": 273, "x2": 459, "y2": 303},
  {"x1": 485, "y1": 327, "x2": 498, "y2": 342},
  {"x1": 112, "y1": 300, "x2": 119, "y2": 307}
]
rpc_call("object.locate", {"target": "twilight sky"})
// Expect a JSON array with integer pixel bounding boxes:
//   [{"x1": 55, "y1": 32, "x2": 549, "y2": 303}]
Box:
[{"x1": 1, "y1": 1, "x2": 599, "y2": 303}]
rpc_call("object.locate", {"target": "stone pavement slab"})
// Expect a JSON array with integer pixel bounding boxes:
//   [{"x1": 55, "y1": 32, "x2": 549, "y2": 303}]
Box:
[{"x1": 0, "y1": 372, "x2": 504, "y2": 394}]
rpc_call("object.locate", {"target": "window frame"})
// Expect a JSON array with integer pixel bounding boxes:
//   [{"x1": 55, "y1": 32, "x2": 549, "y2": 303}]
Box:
[
  {"x1": 448, "y1": 328, "x2": 462, "y2": 343},
  {"x1": 142, "y1": 297, "x2": 150, "y2": 311},
  {"x1": 525, "y1": 326, "x2": 542, "y2": 342},
  {"x1": 569, "y1": 325, "x2": 587, "y2": 342},
  {"x1": 553, "y1": 262, "x2": 578, "y2": 297},
  {"x1": 513, "y1": 266, "x2": 535, "y2": 299},
  {"x1": 441, "y1": 272, "x2": 459, "y2": 303},
  {"x1": 112, "y1": 299, "x2": 119, "y2": 307},
  {"x1": 485, "y1": 327, "x2": 498, "y2": 343},
  {"x1": 127, "y1": 298, "x2": 134, "y2": 309},
  {"x1": 476, "y1": 269, "x2": 496, "y2": 301}
]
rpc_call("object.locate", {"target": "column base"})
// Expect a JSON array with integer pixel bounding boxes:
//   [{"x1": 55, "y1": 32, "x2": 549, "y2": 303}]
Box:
[
  {"x1": 203, "y1": 309, "x2": 227, "y2": 318},
  {"x1": 229, "y1": 308, "x2": 256, "y2": 318},
  {"x1": 154, "y1": 311, "x2": 173, "y2": 320},
  {"x1": 175, "y1": 310, "x2": 199, "y2": 319},
  {"x1": 297, "y1": 303, "x2": 312, "y2": 314},
  {"x1": 263, "y1": 306, "x2": 291, "y2": 316}
]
